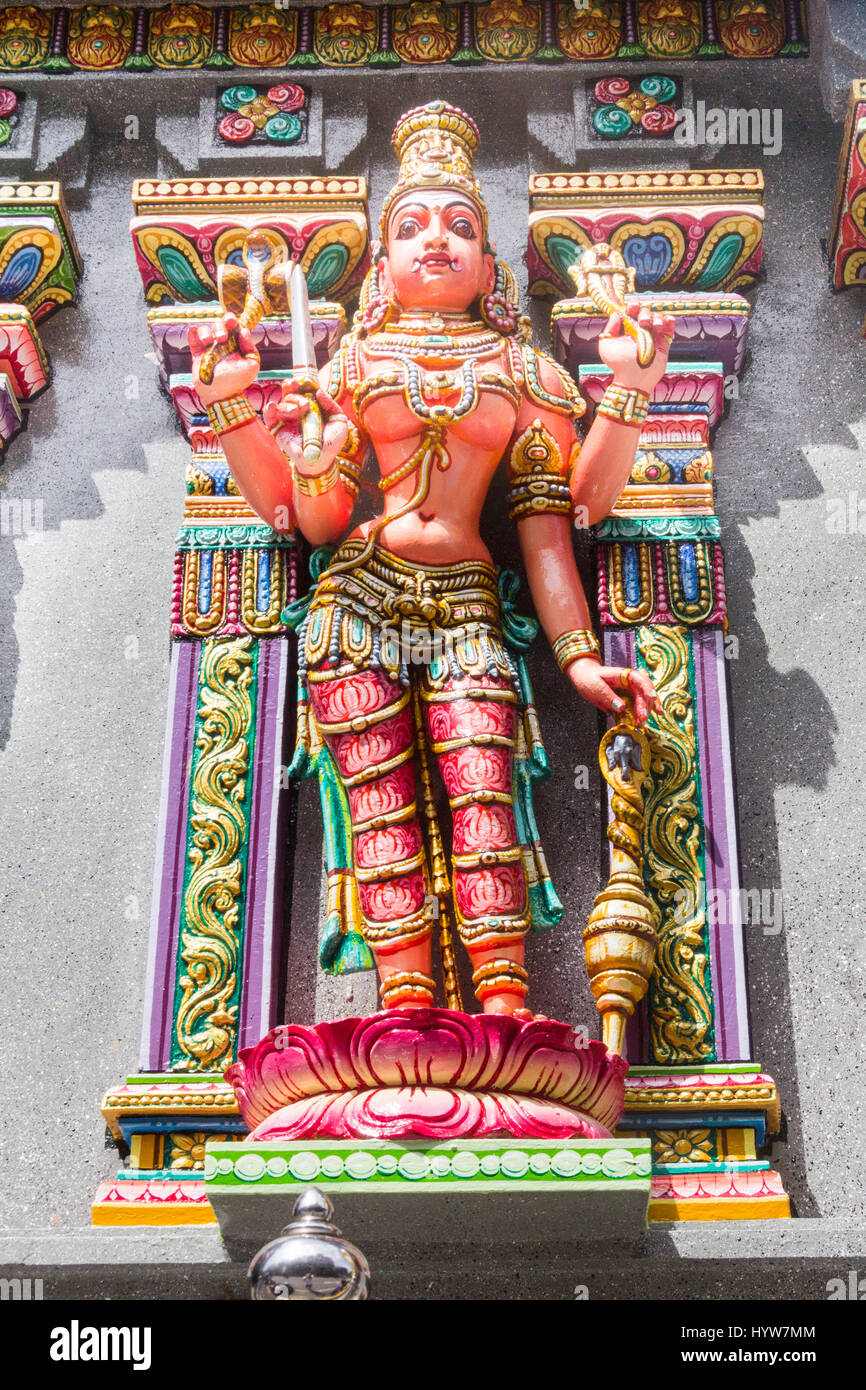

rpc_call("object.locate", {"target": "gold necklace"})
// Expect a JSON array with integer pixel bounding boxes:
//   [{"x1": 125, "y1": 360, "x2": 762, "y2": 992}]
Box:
[{"x1": 365, "y1": 315, "x2": 501, "y2": 359}]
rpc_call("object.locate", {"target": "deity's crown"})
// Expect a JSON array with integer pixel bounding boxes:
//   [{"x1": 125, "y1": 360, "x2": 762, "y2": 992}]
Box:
[{"x1": 380, "y1": 100, "x2": 487, "y2": 241}]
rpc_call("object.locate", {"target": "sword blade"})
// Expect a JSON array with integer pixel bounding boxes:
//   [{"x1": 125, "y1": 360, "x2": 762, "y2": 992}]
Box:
[{"x1": 289, "y1": 261, "x2": 317, "y2": 378}]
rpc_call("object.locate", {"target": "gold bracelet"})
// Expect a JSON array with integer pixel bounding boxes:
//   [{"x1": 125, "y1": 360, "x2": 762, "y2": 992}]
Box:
[
  {"x1": 552, "y1": 628, "x2": 601, "y2": 670},
  {"x1": 294, "y1": 458, "x2": 340, "y2": 497},
  {"x1": 597, "y1": 383, "x2": 650, "y2": 429},
  {"x1": 206, "y1": 394, "x2": 257, "y2": 435}
]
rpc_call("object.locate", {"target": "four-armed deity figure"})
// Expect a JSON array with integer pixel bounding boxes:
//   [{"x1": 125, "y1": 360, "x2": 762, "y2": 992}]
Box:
[{"x1": 190, "y1": 102, "x2": 674, "y2": 1021}]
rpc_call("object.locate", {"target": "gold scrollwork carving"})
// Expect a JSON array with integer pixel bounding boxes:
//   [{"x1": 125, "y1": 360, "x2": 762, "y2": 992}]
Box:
[
  {"x1": 173, "y1": 637, "x2": 255, "y2": 1072},
  {"x1": 637, "y1": 625, "x2": 714, "y2": 1063}
]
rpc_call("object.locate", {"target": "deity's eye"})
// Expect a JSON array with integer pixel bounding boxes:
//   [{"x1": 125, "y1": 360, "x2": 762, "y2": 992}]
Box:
[
  {"x1": 450, "y1": 216, "x2": 476, "y2": 240},
  {"x1": 394, "y1": 216, "x2": 423, "y2": 240}
]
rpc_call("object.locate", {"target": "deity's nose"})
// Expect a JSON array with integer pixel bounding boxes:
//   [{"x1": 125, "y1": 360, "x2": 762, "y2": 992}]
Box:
[{"x1": 422, "y1": 210, "x2": 448, "y2": 245}]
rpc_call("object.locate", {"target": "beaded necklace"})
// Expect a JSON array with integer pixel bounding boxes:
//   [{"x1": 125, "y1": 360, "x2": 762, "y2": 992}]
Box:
[{"x1": 365, "y1": 315, "x2": 501, "y2": 362}]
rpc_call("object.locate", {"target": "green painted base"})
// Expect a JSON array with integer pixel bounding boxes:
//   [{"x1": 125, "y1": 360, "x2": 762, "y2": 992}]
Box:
[
  {"x1": 697, "y1": 42, "x2": 726, "y2": 58},
  {"x1": 289, "y1": 53, "x2": 320, "y2": 69},
  {"x1": 368, "y1": 51, "x2": 401, "y2": 68},
  {"x1": 617, "y1": 44, "x2": 646, "y2": 59},
  {"x1": 450, "y1": 47, "x2": 483, "y2": 65},
  {"x1": 41, "y1": 56, "x2": 74, "y2": 73},
  {"x1": 124, "y1": 54, "x2": 155, "y2": 72},
  {"x1": 535, "y1": 45, "x2": 566, "y2": 62},
  {"x1": 205, "y1": 1138, "x2": 652, "y2": 1252},
  {"x1": 204, "y1": 52, "x2": 234, "y2": 70}
]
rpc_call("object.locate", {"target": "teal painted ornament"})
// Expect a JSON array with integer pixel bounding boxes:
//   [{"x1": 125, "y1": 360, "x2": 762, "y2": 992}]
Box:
[
  {"x1": 593, "y1": 105, "x2": 633, "y2": 140},
  {"x1": 640, "y1": 75, "x2": 677, "y2": 104},
  {"x1": 264, "y1": 112, "x2": 302, "y2": 144},
  {"x1": 221, "y1": 85, "x2": 258, "y2": 111}
]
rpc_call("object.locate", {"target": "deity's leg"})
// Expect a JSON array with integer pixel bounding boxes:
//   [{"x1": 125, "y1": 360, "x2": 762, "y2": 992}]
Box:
[
  {"x1": 423, "y1": 674, "x2": 532, "y2": 1015},
  {"x1": 308, "y1": 664, "x2": 435, "y2": 1008}
]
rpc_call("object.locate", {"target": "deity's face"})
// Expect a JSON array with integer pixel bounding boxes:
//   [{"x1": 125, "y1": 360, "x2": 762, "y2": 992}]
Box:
[{"x1": 381, "y1": 190, "x2": 495, "y2": 313}]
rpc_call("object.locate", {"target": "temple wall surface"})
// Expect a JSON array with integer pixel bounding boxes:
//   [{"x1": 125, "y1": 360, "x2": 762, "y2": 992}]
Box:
[{"x1": 1, "y1": 20, "x2": 865, "y2": 1295}]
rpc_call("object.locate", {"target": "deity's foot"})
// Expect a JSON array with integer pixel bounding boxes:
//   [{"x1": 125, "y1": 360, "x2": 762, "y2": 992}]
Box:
[{"x1": 480, "y1": 995, "x2": 545, "y2": 1022}]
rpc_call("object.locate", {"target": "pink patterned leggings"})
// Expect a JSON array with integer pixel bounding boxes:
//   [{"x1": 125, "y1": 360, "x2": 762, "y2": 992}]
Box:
[{"x1": 309, "y1": 663, "x2": 530, "y2": 1004}]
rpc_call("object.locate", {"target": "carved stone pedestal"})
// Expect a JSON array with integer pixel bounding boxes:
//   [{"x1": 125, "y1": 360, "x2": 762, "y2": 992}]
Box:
[{"x1": 205, "y1": 1137, "x2": 652, "y2": 1254}]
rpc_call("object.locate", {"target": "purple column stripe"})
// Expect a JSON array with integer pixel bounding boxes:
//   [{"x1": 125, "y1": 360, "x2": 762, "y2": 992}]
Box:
[
  {"x1": 693, "y1": 629, "x2": 751, "y2": 1059},
  {"x1": 139, "y1": 642, "x2": 199, "y2": 1071},
  {"x1": 239, "y1": 638, "x2": 291, "y2": 1049}
]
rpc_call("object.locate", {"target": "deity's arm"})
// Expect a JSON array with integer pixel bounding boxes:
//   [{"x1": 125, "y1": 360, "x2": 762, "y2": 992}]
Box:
[
  {"x1": 509, "y1": 348, "x2": 659, "y2": 723},
  {"x1": 569, "y1": 413, "x2": 645, "y2": 527},
  {"x1": 507, "y1": 352, "x2": 595, "y2": 645},
  {"x1": 190, "y1": 316, "x2": 359, "y2": 545},
  {"x1": 569, "y1": 305, "x2": 676, "y2": 524},
  {"x1": 215, "y1": 414, "x2": 298, "y2": 534},
  {"x1": 260, "y1": 355, "x2": 362, "y2": 547}
]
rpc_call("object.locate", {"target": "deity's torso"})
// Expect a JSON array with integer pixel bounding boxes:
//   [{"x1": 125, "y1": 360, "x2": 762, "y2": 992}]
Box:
[{"x1": 335, "y1": 317, "x2": 526, "y2": 565}]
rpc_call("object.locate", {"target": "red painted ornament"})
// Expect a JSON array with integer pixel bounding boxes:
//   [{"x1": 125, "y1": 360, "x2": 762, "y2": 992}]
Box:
[
  {"x1": 641, "y1": 104, "x2": 678, "y2": 136},
  {"x1": 267, "y1": 84, "x2": 305, "y2": 114},
  {"x1": 594, "y1": 77, "x2": 630, "y2": 105},
  {"x1": 0, "y1": 89, "x2": 18, "y2": 118},
  {"x1": 219, "y1": 112, "x2": 256, "y2": 145}
]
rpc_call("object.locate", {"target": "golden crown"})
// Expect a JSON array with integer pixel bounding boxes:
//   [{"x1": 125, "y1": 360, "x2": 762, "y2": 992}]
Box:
[{"x1": 380, "y1": 101, "x2": 488, "y2": 241}]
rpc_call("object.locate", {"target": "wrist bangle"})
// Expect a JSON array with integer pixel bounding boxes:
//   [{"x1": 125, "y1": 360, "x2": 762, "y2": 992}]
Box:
[
  {"x1": 207, "y1": 394, "x2": 257, "y2": 436},
  {"x1": 552, "y1": 628, "x2": 601, "y2": 671},
  {"x1": 295, "y1": 458, "x2": 340, "y2": 497},
  {"x1": 597, "y1": 383, "x2": 650, "y2": 429}
]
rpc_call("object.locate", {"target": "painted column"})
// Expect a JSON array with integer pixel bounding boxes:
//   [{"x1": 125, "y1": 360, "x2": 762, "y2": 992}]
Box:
[
  {"x1": 531, "y1": 166, "x2": 789, "y2": 1220},
  {"x1": 94, "y1": 175, "x2": 368, "y2": 1225}
]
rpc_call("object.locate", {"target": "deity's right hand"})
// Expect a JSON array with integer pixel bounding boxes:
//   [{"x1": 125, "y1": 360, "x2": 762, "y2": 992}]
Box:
[
  {"x1": 189, "y1": 314, "x2": 260, "y2": 406},
  {"x1": 263, "y1": 379, "x2": 349, "y2": 474}
]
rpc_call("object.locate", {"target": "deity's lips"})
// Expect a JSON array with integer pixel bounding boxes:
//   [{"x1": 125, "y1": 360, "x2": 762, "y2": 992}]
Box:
[{"x1": 415, "y1": 253, "x2": 458, "y2": 271}]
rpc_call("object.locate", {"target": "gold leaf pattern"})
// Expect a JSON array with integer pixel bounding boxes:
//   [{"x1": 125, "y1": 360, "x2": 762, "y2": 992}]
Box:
[
  {"x1": 638, "y1": 625, "x2": 713, "y2": 1063},
  {"x1": 173, "y1": 637, "x2": 254, "y2": 1072}
]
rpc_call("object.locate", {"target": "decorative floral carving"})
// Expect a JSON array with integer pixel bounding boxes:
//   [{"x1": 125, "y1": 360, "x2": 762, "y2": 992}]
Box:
[
  {"x1": 653, "y1": 1127, "x2": 715, "y2": 1164},
  {"x1": 393, "y1": 2, "x2": 458, "y2": 63},
  {"x1": 172, "y1": 637, "x2": 256, "y2": 1072}
]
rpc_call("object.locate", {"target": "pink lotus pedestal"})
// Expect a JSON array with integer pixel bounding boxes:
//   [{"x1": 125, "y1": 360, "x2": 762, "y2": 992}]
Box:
[{"x1": 209, "y1": 1011, "x2": 652, "y2": 1250}]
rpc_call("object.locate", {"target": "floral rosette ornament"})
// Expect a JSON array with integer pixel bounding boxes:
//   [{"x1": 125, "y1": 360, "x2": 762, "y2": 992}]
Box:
[
  {"x1": 592, "y1": 74, "x2": 678, "y2": 140},
  {"x1": 218, "y1": 83, "x2": 306, "y2": 146}
]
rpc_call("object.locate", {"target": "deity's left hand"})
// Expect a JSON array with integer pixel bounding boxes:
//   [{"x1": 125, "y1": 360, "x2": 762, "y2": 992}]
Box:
[
  {"x1": 566, "y1": 657, "x2": 660, "y2": 727},
  {"x1": 597, "y1": 303, "x2": 676, "y2": 395}
]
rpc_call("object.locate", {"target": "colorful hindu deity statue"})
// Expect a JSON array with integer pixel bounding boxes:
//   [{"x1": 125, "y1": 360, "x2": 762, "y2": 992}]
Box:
[{"x1": 190, "y1": 101, "x2": 673, "y2": 1023}]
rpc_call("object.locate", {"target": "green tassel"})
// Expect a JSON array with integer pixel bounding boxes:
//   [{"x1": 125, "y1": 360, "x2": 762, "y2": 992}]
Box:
[
  {"x1": 41, "y1": 55, "x2": 74, "y2": 73},
  {"x1": 204, "y1": 52, "x2": 235, "y2": 70},
  {"x1": 617, "y1": 43, "x2": 645, "y2": 59},
  {"x1": 450, "y1": 46, "x2": 482, "y2": 64},
  {"x1": 528, "y1": 878, "x2": 564, "y2": 931},
  {"x1": 124, "y1": 53, "x2": 155, "y2": 71},
  {"x1": 331, "y1": 931, "x2": 375, "y2": 975},
  {"x1": 368, "y1": 50, "x2": 401, "y2": 67},
  {"x1": 535, "y1": 44, "x2": 566, "y2": 62},
  {"x1": 696, "y1": 41, "x2": 726, "y2": 58},
  {"x1": 289, "y1": 52, "x2": 320, "y2": 68}
]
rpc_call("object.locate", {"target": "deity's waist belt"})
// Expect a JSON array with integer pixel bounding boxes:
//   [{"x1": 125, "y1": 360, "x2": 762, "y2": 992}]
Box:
[{"x1": 302, "y1": 539, "x2": 518, "y2": 690}]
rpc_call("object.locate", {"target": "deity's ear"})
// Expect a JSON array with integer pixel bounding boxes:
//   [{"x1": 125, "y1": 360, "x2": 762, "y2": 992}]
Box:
[
  {"x1": 481, "y1": 252, "x2": 496, "y2": 296},
  {"x1": 378, "y1": 251, "x2": 398, "y2": 303}
]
